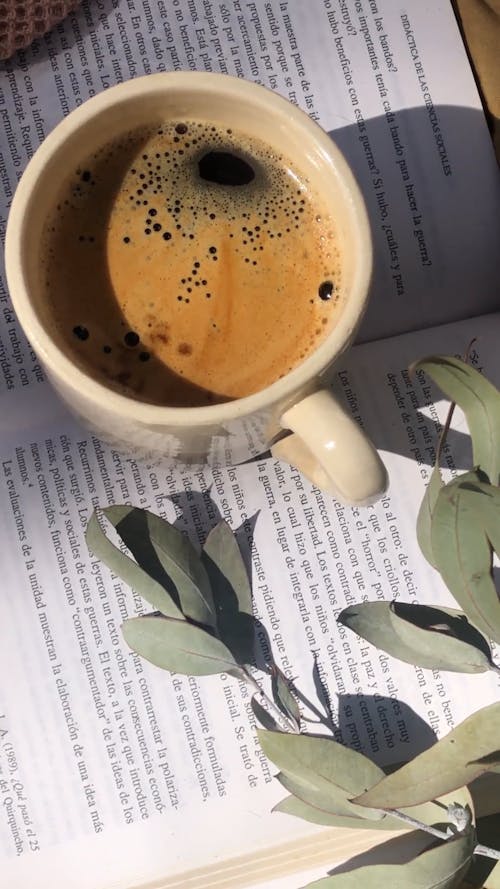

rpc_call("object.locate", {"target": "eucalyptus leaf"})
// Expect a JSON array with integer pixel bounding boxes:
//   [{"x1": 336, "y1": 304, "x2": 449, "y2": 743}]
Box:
[
  {"x1": 251, "y1": 696, "x2": 280, "y2": 731},
  {"x1": 258, "y1": 730, "x2": 385, "y2": 817},
  {"x1": 416, "y1": 464, "x2": 442, "y2": 569},
  {"x1": 414, "y1": 355, "x2": 500, "y2": 484},
  {"x1": 339, "y1": 600, "x2": 496, "y2": 673},
  {"x1": 389, "y1": 602, "x2": 496, "y2": 673},
  {"x1": 431, "y1": 473, "x2": 500, "y2": 643},
  {"x1": 302, "y1": 831, "x2": 475, "y2": 889},
  {"x1": 271, "y1": 670, "x2": 301, "y2": 730},
  {"x1": 201, "y1": 521, "x2": 255, "y2": 662},
  {"x1": 275, "y1": 794, "x2": 387, "y2": 829},
  {"x1": 460, "y1": 478, "x2": 500, "y2": 557},
  {"x1": 104, "y1": 506, "x2": 216, "y2": 629},
  {"x1": 202, "y1": 521, "x2": 253, "y2": 616},
  {"x1": 85, "y1": 511, "x2": 183, "y2": 619},
  {"x1": 122, "y1": 615, "x2": 244, "y2": 678},
  {"x1": 275, "y1": 770, "x2": 384, "y2": 821},
  {"x1": 339, "y1": 602, "x2": 407, "y2": 663},
  {"x1": 354, "y1": 702, "x2": 500, "y2": 809}
]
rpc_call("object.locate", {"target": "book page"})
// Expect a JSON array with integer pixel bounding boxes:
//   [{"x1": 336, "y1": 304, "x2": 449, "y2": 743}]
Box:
[
  {"x1": 0, "y1": 1, "x2": 500, "y2": 887},
  {"x1": 1, "y1": 311, "x2": 499, "y2": 888}
]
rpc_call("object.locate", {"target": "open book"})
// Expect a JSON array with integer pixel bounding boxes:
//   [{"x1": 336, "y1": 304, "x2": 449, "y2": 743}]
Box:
[{"x1": 1, "y1": 2, "x2": 500, "y2": 888}]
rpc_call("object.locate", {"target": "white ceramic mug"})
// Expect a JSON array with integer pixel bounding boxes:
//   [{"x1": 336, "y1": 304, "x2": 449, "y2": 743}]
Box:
[{"x1": 5, "y1": 72, "x2": 387, "y2": 505}]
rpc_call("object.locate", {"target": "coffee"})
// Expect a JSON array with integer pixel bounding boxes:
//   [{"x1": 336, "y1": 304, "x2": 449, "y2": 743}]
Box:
[{"x1": 40, "y1": 119, "x2": 343, "y2": 407}]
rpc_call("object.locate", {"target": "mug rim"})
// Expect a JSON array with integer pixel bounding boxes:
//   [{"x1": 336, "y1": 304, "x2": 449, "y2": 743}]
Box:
[{"x1": 5, "y1": 71, "x2": 372, "y2": 426}]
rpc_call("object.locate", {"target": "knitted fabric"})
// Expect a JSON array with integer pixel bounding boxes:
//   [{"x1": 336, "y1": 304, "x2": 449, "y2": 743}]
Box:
[{"x1": 0, "y1": 1, "x2": 80, "y2": 60}]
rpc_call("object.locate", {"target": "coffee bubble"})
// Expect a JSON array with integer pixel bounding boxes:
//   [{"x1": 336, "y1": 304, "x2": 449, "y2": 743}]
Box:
[
  {"x1": 73, "y1": 325, "x2": 89, "y2": 341},
  {"x1": 124, "y1": 331, "x2": 140, "y2": 347},
  {"x1": 318, "y1": 280, "x2": 335, "y2": 301}
]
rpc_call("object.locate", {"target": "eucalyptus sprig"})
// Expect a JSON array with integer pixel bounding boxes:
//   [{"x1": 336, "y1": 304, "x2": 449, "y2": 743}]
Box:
[
  {"x1": 335, "y1": 355, "x2": 500, "y2": 887},
  {"x1": 339, "y1": 356, "x2": 500, "y2": 678},
  {"x1": 86, "y1": 507, "x2": 301, "y2": 733},
  {"x1": 85, "y1": 354, "x2": 500, "y2": 889}
]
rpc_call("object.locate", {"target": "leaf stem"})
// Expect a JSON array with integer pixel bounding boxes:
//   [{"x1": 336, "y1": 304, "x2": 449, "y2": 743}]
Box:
[
  {"x1": 384, "y1": 809, "x2": 500, "y2": 861},
  {"x1": 436, "y1": 395, "x2": 456, "y2": 464},
  {"x1": 474, "y1": 843, "x2": 500, "y2": 860},
  {"x1": 382, "y1": 807, "x2": 450, "y2": 840},
  {"x1": 243, "y1": 669, "x2": 299, "y2": 733}
]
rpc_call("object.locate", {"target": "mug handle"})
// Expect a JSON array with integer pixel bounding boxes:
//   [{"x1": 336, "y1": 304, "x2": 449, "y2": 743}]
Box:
[{"x1": 271, "y1": 389, "x2": 388, "y2": 506}]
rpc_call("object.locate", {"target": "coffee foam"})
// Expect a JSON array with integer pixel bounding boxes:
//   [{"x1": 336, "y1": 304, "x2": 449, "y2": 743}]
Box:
[{"x1": 41, "y1": 119, "x2": 343, "y2": 406}]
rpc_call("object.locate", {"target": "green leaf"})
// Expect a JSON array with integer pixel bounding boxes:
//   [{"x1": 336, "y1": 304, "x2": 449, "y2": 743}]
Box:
[
  {"x1": 104, "y1": 506, "x2": 216, "y2": 629},
  {"x1": 353, "y1": 702, "x2": 500, "y2": 809},
  {"x1": 462, "y1": 478, "x2": 500, "y2": 556},
  {"x1": 431, "y1": 473, "x2": 500, "y2": 642},
  {"x1": 202, "y1": 521, "x2": 252, "y2": 616},
  {"x1": 251, "y1": 696, "x2": 280, "y2": 732},
  {"x1": 275, "y1": 794, "x2": 383, "y2": 828},
  {"x1": 275, "y1": 770, "x2": 383, "y2": 821},
  {"x1": 85, "y1": 511, "x2": 183, "y2": 619},
  {"x1": 201, "y1": 521, "x2": 255, "y2": 662},
  {"x1": 390, "y1": 602, "x2": 496, "y2": 673},
  {"x1": 258, "y1": 730, "x2": 385, "y2": 820},
  {"x1": 122, "y1": 615, "x2": 244, "y2": 678},
  {"x1": 302, "y1": 831, "x2": 475, "y2": 889},
  {"x1": 339, "y1": 602, "x2": 408, "y2": 662},
  {"x1": 414, "y1": 355, "x2": 500, "y2": 484},
  {"x1": 339, "y1": 601, "x2": 496, "y2": 673},
  {"x1": 417, "y1": 464, "x2": 443, "y2": 569},
  {"x1": 271, "y1": 670, "x2": 301, "y2": 730}
]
